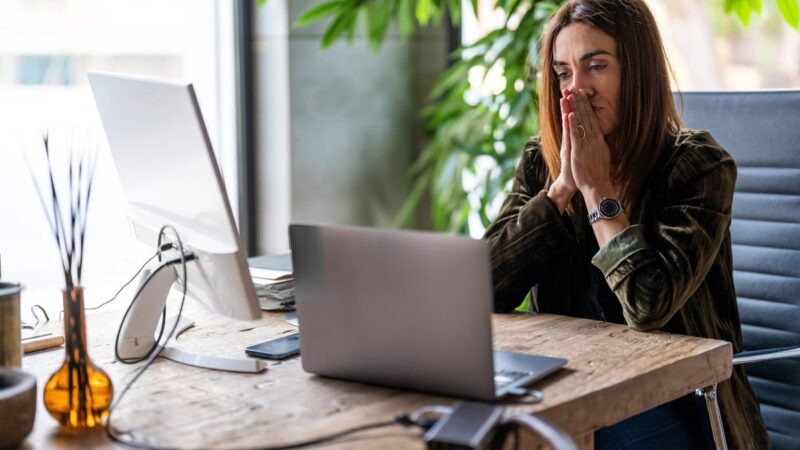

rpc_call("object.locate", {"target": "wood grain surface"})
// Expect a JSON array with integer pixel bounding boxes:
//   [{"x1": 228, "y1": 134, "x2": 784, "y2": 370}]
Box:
[{"x1": 19, "y1": 298, "x2": 731, "y2": 449}]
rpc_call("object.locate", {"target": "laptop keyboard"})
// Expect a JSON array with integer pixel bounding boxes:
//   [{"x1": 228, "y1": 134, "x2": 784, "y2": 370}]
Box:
[{"x1": 494, "y1": 369, "x2": 530, "y2": 389}]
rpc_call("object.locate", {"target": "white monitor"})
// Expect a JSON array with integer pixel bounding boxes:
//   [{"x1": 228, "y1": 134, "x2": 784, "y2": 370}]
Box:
[{"x1": 88, "y1": 72, "x2": 263, "y2": 372}]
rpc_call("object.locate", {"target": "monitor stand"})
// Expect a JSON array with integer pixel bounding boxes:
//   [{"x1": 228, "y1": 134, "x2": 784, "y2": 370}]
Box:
[{"x1": 115, "y1": 259, "x2": 265, "y2": 373}]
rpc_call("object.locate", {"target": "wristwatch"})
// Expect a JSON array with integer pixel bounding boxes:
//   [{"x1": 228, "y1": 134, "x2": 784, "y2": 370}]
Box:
[{"x1": 588, "y1": 197, "x2": 624, "y2": 224}]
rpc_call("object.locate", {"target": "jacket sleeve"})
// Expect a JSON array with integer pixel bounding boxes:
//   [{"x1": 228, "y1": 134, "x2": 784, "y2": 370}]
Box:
[
  {"x1": 591, "y1": 134, "x2": 736, "y2": 330},
  {"x1": 483, "y1": 139, "x2": 573, "y2": 312}
]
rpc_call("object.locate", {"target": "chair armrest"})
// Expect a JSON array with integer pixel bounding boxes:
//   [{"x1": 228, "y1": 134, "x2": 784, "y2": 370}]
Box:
[{"x1": 733, "y1": 345, "x2": 800, "y2": 365}]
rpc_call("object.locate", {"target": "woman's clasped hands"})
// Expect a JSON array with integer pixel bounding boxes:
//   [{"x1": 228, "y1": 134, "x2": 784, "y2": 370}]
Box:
[{"x1": 547, "y1": 88, "x2": 616, "y2": 213}]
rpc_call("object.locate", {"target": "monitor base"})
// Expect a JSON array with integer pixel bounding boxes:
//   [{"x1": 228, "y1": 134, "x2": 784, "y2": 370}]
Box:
[
  {"x1": 161, "y1": 315, "x2": 265, "y2": 373},
  {"x1": 116, "y1": 257, "x2": 265, "y2": 374}
]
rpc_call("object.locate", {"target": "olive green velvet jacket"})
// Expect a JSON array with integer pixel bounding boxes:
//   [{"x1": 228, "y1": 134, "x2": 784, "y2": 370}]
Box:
[{"x1": 484, "y1": 130, "x2": 769, "y2": 449}]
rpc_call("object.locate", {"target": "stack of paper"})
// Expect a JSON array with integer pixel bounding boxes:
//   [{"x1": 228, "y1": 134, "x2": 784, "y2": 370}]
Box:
[
  {"x1": 252, "y1": 276, "x2": 295, "y2": 311},
  {"x1": 248, "y1": 253, "x2": 295, "y2": 311}
]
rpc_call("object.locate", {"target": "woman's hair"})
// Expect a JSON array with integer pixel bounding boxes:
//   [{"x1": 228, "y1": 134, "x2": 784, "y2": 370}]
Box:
[{"x1": 538, "y1": 0, "x2": 681, "y2": 211}]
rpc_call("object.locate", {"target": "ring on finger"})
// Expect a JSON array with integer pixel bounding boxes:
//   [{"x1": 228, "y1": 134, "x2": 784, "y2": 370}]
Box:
[{"x1": 577, "y1": 124, "x2": 587, "y2": 140}]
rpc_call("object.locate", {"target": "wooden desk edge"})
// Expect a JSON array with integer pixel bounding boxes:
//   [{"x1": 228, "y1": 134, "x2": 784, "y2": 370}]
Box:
[{"x1": 538, "y1": 338, "x2": 732, "y2": 436}]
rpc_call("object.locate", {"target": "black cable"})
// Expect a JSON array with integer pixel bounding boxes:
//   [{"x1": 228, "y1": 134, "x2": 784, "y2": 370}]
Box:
[
  {"x1": 86, "y1": 252, "x2": 158, "y2": 312},
  {"x1": 113, "y1": 302, "x2": 167, "y2": 365},
  {"x1": 260, "y1": 420, "x2": 398, "y2": 450},
  {"x1": 55, "y1": 251, "x2": 159, "y2": 321},
  {"x1": 112, "y1": 231, "x2": 185, "y2": 366},
  {"x1": 113, "y1": 248, "x2": 191, "y2": 365},
  {"x1": 107, "y1": 225, "x2": 189, "y2": 424},
  {"x1": 110, "y1": 244, "x2": 185, "y2": 363},
  {"x1": 108, "y1": 420, "x2": 400, "y2": 450},
  {"x1": 30, "y1": 304, "x2": 49, "y2": 326}
]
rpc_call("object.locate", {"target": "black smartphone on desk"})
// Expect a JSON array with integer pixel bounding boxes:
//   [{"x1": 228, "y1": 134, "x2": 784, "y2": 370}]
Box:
[{"x1": 245, "y1": 333, "x2": 300, "y2": 360}]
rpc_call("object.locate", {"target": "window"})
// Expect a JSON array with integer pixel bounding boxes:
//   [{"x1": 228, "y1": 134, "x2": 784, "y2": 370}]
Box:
[
  {"x1": 461, "y1": 0, "x2": 800, "y2": 90},
  {"x1": 648, "y1": 0, "x2": 800, "y2": 90},
  {"x1": 0, "y1": 0, "x2": 237, "y2": 318}
]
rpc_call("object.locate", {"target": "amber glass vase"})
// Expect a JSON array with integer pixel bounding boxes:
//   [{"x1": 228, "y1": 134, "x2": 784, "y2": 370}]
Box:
[{"x1": 43, "y1": 286, "x2": 113, "y2": 429}]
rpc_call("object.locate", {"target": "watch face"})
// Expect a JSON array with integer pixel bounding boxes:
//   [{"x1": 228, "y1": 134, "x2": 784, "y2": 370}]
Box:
[{"x1": 599, "y1": 198, "x2": 622, "y2": 218}]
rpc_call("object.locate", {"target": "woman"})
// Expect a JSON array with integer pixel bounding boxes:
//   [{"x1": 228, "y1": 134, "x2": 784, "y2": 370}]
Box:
[{"x1": 484, "y1": 0, "x2": 769, "y2": 448}]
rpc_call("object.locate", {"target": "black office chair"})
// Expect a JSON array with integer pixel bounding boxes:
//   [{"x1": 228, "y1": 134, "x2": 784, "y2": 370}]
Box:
[{"x1": 677, "y1": 91, "x2": 800, "y2": 450}]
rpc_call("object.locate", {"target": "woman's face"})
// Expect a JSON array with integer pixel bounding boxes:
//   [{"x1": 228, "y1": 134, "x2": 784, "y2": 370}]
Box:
[{"x1": 552, "y1": 23, "x2": 620, "y2": 137}]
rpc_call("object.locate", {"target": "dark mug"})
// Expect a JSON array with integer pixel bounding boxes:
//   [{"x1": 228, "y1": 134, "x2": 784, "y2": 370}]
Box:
[
  {"x1": 0, "y1": 282, "x2": 23, "y2": 368},
  {"x1": 0, "y1": 368, "x2": 37, "y2": 448}
]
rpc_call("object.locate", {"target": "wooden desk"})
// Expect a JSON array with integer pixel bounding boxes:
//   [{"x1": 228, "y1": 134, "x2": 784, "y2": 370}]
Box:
[{"x1": 21, "y1": 302, "x2": 731, "y2": 449}]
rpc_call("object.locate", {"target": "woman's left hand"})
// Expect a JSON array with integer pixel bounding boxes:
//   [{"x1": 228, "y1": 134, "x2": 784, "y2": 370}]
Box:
[
  {"x1": 568, "y1": 89, "x2": 629, "y2": 244},
  {"x1": 567, "y1": 89, "x2": 614, "y2": 197}
]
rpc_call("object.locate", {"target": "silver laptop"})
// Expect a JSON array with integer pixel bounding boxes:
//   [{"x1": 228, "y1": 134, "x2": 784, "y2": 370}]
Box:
[{"x1": 289, "y1": 224, "x2": 567, "y2": 401}]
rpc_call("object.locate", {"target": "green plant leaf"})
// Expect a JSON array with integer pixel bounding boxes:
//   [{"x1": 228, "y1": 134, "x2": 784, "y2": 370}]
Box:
[
  {"x1": 416, "y1": 0, "x2": 433, "y2": 25},
  {"x1": 366, "y1": 0, "x2": 392, "y2": 48},
  {"x1": 346, "y1": 9, "x2": 359, "y2": 43},
  {"x1": 398, "y1": 0, "x2": 415, "y2": 36},
  {"x1": 503, "y1": 0, "x2": 525, "y2": 24},
  {"x1": 321, "y1": 12, "x2": 353, "y2": 48},
  {"x1": 446, "y1": 0, "x2": 461, "y2": 25},
  {"x1": 723, "y1": 0, "x2": 736, "y2": 13},
  {"x1": 734, "y1": 0, "x2": 752, "y2": 25},
  {"x1": 294, "y1": 0, "x2": 344, "y2": 26},
  {"x1": 365, "y1": 1, "x2": 378, "y2": 41},
  {"x1": 777, "y1": 0, "x2": 800, "y2": 29},
  {"x1": 515, "y1": 292, "x2": 532, "y2": 313},
  {"x1": 533, "y1": 1, "x2": 559, "y2": 21},
  {"x1": 429, "y1": 61, "x2": 470, "y2": 98},
  {"x1": 394, "y1": 171, "x2": 432, "y2": 228}
]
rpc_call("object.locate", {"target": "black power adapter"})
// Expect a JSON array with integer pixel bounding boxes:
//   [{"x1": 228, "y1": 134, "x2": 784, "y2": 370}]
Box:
[{"x1": 424, "y1": 401, "x2": 505, "y2": 450}]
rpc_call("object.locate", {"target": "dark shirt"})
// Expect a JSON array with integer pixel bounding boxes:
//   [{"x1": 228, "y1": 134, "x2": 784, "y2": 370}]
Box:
[
  {"x1": 585, "y1": 228, "x2": 626, "y2": 324},
  {"x1": 483, "y1": 130, "x2": 770, "y2": 449}
]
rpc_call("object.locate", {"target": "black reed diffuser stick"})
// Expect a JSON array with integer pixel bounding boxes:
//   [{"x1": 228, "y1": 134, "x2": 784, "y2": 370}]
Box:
[
  {"x1": 27, "y1": 130, "x2": 111, "y2": 429},
  {"x1": 25, "y1": 131, "x2": 97, "y2": 290}
]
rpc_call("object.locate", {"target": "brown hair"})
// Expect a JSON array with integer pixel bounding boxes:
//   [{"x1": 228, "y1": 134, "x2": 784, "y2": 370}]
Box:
[{"x1": 538, "y1": 0, "x2": 681, "y2": 211}]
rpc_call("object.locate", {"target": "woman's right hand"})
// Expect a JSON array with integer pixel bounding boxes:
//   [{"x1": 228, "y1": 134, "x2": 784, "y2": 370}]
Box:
[{"x1": 547, "y1": 89, "x2": 577, "y2": 213}]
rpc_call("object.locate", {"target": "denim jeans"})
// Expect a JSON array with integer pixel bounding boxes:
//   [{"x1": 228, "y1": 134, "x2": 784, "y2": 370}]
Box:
[{"x1": 595, "y1": 395, "x2": 713, "y2": 450}]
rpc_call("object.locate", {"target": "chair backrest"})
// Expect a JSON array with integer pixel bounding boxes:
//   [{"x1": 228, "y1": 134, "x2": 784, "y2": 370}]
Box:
[{"x1": 675, "y1": 90, "x2": 800, "y2": 450}]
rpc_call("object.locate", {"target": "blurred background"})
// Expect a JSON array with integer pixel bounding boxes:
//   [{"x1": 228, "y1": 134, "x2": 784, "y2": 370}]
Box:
[{"x1": 1, "y1": 0, "x2": 798, "y2": 314}]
